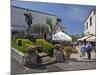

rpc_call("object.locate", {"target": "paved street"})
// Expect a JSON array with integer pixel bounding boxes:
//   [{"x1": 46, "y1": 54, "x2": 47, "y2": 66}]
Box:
[
  {"x1": 55, "y1": 60, "x2": 96, "y2": 71},
  {"x1": 11, "y1": 57, "x2": 96, "y2": 75}
]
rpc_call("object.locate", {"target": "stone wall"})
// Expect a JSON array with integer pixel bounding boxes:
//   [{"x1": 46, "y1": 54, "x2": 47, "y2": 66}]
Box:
[{"x1": 11, "y1": 48, "x2": 24, "y2": 64}]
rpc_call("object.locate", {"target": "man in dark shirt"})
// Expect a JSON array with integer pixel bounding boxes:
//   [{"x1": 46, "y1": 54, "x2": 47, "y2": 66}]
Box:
[{"x1": 86, "y1": 42, "x2": 92, "y2": 60}]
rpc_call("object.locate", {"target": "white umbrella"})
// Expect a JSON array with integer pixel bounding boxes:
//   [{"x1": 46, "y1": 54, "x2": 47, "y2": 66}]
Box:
[{"x1": 52, "y1": 31, "x2": 72, "y2": 42}]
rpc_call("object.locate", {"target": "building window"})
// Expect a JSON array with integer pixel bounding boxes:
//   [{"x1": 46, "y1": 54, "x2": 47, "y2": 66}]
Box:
[
  {"x1": 90, "y1": 17, "x2": 92, "y2": 26},
  {"x1": 86, "y1": 22, "x2": 88, "y2": 29}
]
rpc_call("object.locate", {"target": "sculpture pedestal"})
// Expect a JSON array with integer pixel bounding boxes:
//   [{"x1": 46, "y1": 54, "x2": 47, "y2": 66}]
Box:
[
  {"x1": 54, "y1": 49, "x2": 64, "y2": 63},
  {"x1": 26, "y1": 27, "x2": 32, "y2": 35},
  {"x1": 22, "y1": 52, "x2": 38, "y2": 68}
]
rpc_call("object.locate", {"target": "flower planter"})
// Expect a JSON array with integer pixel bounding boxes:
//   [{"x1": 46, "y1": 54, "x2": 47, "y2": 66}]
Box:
[
  {"x1": 63, "y1": 51, "x2": 71, "y2": 60},
  {"x1": 63, "y1": 47, "x2": 73, "y2": 60}
]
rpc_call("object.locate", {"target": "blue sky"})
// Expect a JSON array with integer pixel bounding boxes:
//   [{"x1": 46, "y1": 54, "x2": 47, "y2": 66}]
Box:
[{"x1": 12, "y1": 0, "x2": 96, "y2": 35}]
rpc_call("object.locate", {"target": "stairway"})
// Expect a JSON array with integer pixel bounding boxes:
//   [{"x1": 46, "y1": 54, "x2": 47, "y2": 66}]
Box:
[{"x1": 38, "y1": 52, "x2": 55, "y2": 65}]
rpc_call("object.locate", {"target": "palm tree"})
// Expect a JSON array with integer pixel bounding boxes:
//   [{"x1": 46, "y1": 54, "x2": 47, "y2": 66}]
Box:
[
  {"x1": 46, "y1": 18, "x2": 53, "y2": 38},
  {"x1": 31, "y1": 24, "x2": 41, "y2": 34},
  {"x1": 41, "y1": 24, "x2": 51, "y2": 39},
  {"x1": 32, "y1": 23, "x2": 51, "y2": 39}
]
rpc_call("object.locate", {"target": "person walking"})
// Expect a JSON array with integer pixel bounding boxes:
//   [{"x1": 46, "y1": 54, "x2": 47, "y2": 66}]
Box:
[
  {"x1": 80, "y1": 43, "x2": 86, "y2": 59},
  {"x1": 86, "y1": 42, "x2": 92, "y2": 60}
]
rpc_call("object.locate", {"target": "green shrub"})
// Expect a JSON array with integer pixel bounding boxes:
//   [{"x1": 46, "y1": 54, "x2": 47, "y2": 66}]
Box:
[
  {"x1": 35, "y1": 39, "x2": 46, "y2": 52},
  {"x1": 12, "y1": 39, "x2": 26, "y2": 53},
  {"x1": 16, "y1": 39, "x2": 22, "y2": 46},
  {"x1": 43, "y1": 41, "x2": 54, "y2": 56},
  {"x1": 22, "y1": 39, "x2": 33, "y2": 47},
  {"x1": 36, "y1": 39, "x2": 54, "y2": 56},
  {"x1": 36, "y1": 39, "x2": 45, "y2": 47},
  {"x1": 16, "y1": 39, "x2": 33, "y2": 47},
  {"x1": 24, "y1": 44, "x2": 31, "y2": 48}
]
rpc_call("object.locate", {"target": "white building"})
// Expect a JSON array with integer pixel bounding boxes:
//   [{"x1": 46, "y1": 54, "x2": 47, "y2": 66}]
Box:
[
  {"x1": 78, "y1": 9, "x2": 96, "y2": 42},
  {"x1": 84, "y1": 9, "x2": 96, "y2": 36},
  {"x1": 11, "y1": 6, "x2": 61, "y2": 34}
]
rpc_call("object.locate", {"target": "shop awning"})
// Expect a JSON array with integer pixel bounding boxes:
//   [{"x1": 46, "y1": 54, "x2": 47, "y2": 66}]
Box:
[
  {"x1": 78, "y1": 36, "x2": 90, "y2": 41},
  {"x1": 86, "y1": 36, "x2": 96, "y2": 42}
]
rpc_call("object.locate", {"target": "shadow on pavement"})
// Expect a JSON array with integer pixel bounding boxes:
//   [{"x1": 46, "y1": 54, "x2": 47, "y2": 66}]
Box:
[{"x1": 65, "y1": 58, "x2": 96, "y2": 62}]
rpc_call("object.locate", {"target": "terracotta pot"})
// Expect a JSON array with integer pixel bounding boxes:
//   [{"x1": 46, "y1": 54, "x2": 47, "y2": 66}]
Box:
[{"x1": 64, "y1": 51, "x2": 71, "y2": 59}]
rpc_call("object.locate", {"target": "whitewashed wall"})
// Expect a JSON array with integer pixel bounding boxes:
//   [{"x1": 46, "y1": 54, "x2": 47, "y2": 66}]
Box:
[
  {"x1": 11, "y1": 6, "x2": 58, "y2": 32},
  {"x1": 84, "y1": 10, "x2": 96, "y2": 36}
]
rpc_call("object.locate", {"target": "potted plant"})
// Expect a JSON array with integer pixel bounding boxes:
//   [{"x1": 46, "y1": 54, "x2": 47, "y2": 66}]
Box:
[
  {"x1": 22, "y1": 45, "x2": 38, "y2": 66},
  {"x1": 63, "y1": 46, "x2": 73, "y2": 59},
  {"x1": 26, "y1": 45, "x2": 37, "y2": 53}
]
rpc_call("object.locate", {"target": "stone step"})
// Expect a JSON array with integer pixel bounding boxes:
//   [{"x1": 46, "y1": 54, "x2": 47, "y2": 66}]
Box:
[
  {"x1": 37, "y1": 52, "x2": 55, "y2": 65},
  {"x1": 38, "y1": 52, "x2": 48, "y2": 57}
]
